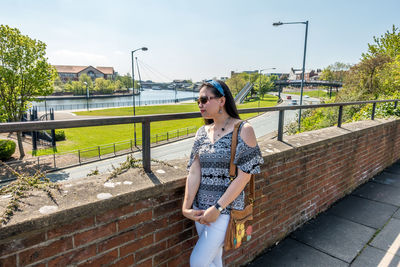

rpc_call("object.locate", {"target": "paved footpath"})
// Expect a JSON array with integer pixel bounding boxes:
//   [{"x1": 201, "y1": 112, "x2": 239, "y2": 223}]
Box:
[{"x1": 248, "y1": 160, "x2": 400, "y2": 267}]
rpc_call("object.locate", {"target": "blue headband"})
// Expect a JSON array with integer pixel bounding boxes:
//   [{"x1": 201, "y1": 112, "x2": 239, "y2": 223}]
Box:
[{"x1": 206, "y1": 80, "x2": 225, "y2": 96}]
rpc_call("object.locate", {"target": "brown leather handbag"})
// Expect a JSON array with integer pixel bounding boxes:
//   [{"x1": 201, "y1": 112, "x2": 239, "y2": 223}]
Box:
[{"x1": 224, "y1": 121, "x2": 255, "y2": 251}]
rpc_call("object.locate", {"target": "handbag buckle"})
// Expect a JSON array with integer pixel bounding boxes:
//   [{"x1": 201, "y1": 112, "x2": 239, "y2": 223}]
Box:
[
  {"x1": 249, "y1": 198, "x2": 254, "y2": 204},
  {"x1": 230, "y1": 175, "x2": 236, "y2": 182}
]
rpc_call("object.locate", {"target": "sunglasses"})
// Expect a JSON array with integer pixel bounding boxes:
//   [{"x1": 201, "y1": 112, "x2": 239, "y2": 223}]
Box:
[{"x1": 196, "y1": 96, "x2": 219, "y2": 105}]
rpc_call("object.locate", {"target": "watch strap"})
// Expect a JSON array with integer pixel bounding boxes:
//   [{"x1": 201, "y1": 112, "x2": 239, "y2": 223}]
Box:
[{"x1": 214, "y1": 202, "x2": 223, "y2": 212}]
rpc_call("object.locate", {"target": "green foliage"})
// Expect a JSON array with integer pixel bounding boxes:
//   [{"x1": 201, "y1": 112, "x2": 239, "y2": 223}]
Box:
[
  {"x1": 0, "y1": 161, "x2": 61, "y2": 224},
  {"x1": 94, "y1": 78, "x2": 114, "y2": 94},
  {"x1": 116, "y1": 73, "x2": 133, "y2": 90},
  {"x1": 79, "y1": 73, "x2": 93, "y2": 89},
  {"x1": 225, "y1": 73, "x2": 248, "y2": 96},
  {"x1": 53, "y1": 76, "x2": 64, "y2": 93},
  {"x1": 352, "y1": 92, "x2": 400, "y2": 121},
  {"x1": 363, "y1": 25, "x2": 400, "y2": 59},
  {"x1": 0, "y1": 25, "x2": 56, "y2": 122},
  {"x1": 46, "y1": 130, "x2": 66, "y2": 141},
  {"x1": 0, "y1": 139, "x2": 16, "y2": 160},
  {"x1": 64, "y1": 81, "x2": 85, "y2": 94},
  {"x1": 320, "y1": 62, "x2": 351, "y2": 82}
]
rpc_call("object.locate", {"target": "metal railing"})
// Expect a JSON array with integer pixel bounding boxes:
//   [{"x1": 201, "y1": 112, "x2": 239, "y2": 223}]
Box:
[{"x1": 0, "y1": 99, "x2": 399, "y2": 173}]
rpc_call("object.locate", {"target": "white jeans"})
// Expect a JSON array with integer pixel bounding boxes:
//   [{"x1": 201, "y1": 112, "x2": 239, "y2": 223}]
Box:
[{"x1": 190, "y1": 212, "x2": 230, "y2": 267}]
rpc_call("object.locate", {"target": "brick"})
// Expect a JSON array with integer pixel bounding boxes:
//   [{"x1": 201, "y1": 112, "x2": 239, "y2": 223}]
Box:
[
  {"x1": 48, "y1": 244, "x2": 96, "y2": 267},
  {"x1": 47, "y1": 217, "x2": 94, "y2": 240},
  {"x1": 135, "y1": 199, "x2": 153, "y2": 211},
  {"x1": 118, "y1": 210, "x2": 152, "y2": 231},
  {"x1": 74, "y1": 222, "x2": 116, "y2": 247},
  {"x1": 135, "y1": 241, "x2": 167, "y2": 263},
  {"x1": 78, "y1": 249, "x2": 118, "y2": 267},
  {"x1": 19, "y1": 237, "x2": 73, "y2": 266},
  {"x1": 135, "y1": 218, "x2": 168, "y2": 237},
  {"x1": 0, "y1": 232, "x2": 46, "y2": 257},
  {"x1": 154, "y1": 200, "x2": 181, "y2": 218},
  {"x1": 0, "y1": 255, "x2": 16, "y2": 267},
  {"x1": 96, "y1": 204, "x2": 135, "y2": 224},
  {"x1": 154, "y1": 244, "x2": 182, "y2": 266},
  {"x1": 167, "y1": 229, "x2": 193, "y2": 247},
  {"x1": 98, "y1": 229, "x2": 135, "y2": 252},
  {"x1": 120, "y1": 234, "x2": 153, "y2": 257},
  {"x1": 155, "y1": 223, "x2": 183, "y2": 242},
  {"x1": 110, "y1": 255, "x2": 134, "y2": 267},
  {"x1": 136, "y1": 258, "x2": 152, "y2": 267}
]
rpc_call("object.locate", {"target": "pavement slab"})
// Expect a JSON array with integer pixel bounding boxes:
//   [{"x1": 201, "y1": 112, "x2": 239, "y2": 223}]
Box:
[
  {"x1": 372, "y1": 172, "x2": 400, "y2": 187},
  {"x1": 248, "y1": 238, "x2": 348, "y2": 267},
  {"x1": 352, "y1": 182, "x2": 400, "y2": 206},
  {"x1": 351, "y1": 245, "x2": 400, "y2": 267},
  {"x1": 290, "y1": 214, "x2": 376, "y2": 263},
  {"x1": 370, "y1": 218, "x2": 400, "y2": 257},
  {"x1": 393, "y1": 209, "x2": 400, "y2": 219},
  {"x1": 386, "y1": 164, "x2": 400, "y2": 175},
  {"x1": 327, "y1": 195, "x2": 397, "y2": 229}
]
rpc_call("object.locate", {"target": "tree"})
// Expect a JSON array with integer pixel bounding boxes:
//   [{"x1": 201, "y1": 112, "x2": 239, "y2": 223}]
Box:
[
  {"x1": 116, "y1": 73, "x2": 133, "y2": 91},
  {"x1": 79, "y1": 73, "x2": 93, "y2": 90},
  {"x1": 94, "y1": 78, "x2": 114, "y2": 94},
  {"x1": 320, "y1": 62, "x2": 351, "y2": 82},
  {"x1": 363, "y1": 25, "x2": 400, "y2": 59},
  {"x1": 0, "y1": 25, "x2": 56, "y2": 158},
  {"x1": 225, "y1": 73, "x2": 247, "y2": 96}
]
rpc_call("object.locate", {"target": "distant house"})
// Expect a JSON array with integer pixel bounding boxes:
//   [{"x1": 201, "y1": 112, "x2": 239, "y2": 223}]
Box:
[
  {"x1": 53, "y1": 65, "x2": 116, "y2": 82},
  {"x1": 288, "y1": 68, "x2": 319, "y2": 81}
]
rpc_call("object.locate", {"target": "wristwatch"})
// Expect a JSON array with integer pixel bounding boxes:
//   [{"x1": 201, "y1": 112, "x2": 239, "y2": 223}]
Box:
[{"x1": 214, "y1": 202, "x2": 223, "y2": 212}]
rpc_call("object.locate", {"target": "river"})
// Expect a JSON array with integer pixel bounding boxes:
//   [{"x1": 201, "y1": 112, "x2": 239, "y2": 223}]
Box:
[{"x1": 31, "y1": 89, "x2": 197, "y2": 112}]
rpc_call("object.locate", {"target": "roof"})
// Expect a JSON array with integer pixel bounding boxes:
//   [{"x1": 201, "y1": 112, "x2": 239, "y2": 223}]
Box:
[{"x1": 53, "y1": 65, "x2": 115, "y2": 75}]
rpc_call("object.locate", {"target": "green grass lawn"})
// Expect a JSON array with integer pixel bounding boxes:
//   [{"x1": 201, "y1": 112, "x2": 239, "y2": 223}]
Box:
[
  {"x1": 289, "y1": 90, "x2": 337, "y2": 99},
  {"x1": 35, "y1": 95, "x2": 278, "y2": 156}
]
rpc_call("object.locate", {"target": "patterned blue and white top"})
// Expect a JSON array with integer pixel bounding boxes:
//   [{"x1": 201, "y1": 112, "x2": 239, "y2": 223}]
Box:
[{"x1": 187, "y1": 122, "x2": 264, "y2": 215}]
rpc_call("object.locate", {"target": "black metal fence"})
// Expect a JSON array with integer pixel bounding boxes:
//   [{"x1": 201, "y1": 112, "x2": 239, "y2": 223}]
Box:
[{"x1": 0, "y1": 99, "x2": 399, "y2": 173}]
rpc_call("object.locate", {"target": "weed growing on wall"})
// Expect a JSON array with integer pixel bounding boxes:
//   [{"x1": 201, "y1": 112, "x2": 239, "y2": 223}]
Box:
[{"x1": 0, "y1": 161, "x2": 61, "y2": 225}]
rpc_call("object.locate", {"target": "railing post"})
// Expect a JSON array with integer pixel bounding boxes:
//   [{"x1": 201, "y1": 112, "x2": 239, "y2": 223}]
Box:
[
  {"x1": 78, "y1": 150, "x2": 81, "y2": 164},
  {"x1": 130, "y1": 140, "x2": 133, "y2": 151},
  {"x1": 156, "y1": 134, "x2": 158, "y2": 143},
  {"x1": 53, "y1": 153, "x2": 56, "y2": 169},
  {"x1": 167, "y1": 132, "x2": 169, "y2": 141},
  {"x1": 142, "y1": 120, "x2": 151, "y2": 173},
  {"x1": 338, "y1": 105, "x2": 343, "y2": 127},
  {"x1": 113, "y1": 143, "x2": 116, "y2": 156},
  {"x1": 395, "y1": 101, "x2": 398, "y2": 109},
  {"x1": 187, "y1": 127, "x2": 189, "y2": 136},
  {"x1": 371, "y1": 103, "x2": 376, "y2": 120},
  {"x1": 98, "y1": 146, "x2": 101, "y2": 159},
  {"x1": 177, "y1": 129, "x2": 179, "y2": 138},
  {"x1": 277, "y1": 110, "x2": 285, "y2": 141}
]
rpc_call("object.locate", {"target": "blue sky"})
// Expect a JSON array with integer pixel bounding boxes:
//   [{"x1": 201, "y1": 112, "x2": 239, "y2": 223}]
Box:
[{"x1": 2, "y1": 0, "x2": 400, "y2": 82}]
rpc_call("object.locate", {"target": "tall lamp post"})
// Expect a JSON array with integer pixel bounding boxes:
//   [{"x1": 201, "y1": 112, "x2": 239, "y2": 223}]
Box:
[
  {"x1": 258, "y1": 68, "x2": 276, "y2": 108},
  {"x1": 131, "y1": 47, "x2": 148, "y2": 147},
  {"x1": 273, "y1": 20, "x2": 308, "y2": 131}
]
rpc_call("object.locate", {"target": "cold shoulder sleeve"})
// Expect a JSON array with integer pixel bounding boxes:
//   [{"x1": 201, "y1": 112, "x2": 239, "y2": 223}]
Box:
[
  {"x1": 187, "y1": 126, "x2": 204, "y2": 171},
  {"x1": 233, "y1": 126, "x2": 264, "y2": 174}
]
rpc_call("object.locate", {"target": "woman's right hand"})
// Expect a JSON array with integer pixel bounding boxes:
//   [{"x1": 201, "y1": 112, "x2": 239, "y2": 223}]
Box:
[{"x1": 182, "y1": 208, "x2": 204, "y2": 221}]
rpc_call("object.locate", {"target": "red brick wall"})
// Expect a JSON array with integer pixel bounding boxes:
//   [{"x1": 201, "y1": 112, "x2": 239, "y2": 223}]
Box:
[{"x1": 0, "y1": 120, "x2": 399, "y2": 266}]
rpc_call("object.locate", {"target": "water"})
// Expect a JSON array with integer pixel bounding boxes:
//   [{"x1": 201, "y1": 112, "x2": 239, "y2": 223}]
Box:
[{"x1": 31, "y1": 89, "x2": 197, "y2": 112}]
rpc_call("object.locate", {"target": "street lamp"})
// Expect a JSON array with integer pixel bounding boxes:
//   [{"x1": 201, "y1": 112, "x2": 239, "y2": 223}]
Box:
[
  {"x1": 258, "y1": 68, "x2": 276, "y2": 108},
  {"x1": 131, "y1": 47, "x2": 148, "y2": 147},
  {"x1": 84, "y1": 81, "x2": 89, "y2": 111},
  {"x1": 273, "y1": 20, "x2": 309, "y2": 131}
]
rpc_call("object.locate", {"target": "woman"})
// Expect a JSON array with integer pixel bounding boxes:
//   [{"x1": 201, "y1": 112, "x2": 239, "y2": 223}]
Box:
[{"x1": 182, "y1": 80, "x2": 263, "y2": 267}]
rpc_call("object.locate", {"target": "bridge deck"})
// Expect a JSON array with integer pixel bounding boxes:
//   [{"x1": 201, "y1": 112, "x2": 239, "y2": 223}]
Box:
[{"x1": 249, "y1": 160, "x2": 400, "y2": 266}]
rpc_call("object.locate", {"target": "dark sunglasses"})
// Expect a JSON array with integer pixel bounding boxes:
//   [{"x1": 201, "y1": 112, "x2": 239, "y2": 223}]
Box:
[{"x1": 196, "y1": 96, "x2": 219, "y2": 105}]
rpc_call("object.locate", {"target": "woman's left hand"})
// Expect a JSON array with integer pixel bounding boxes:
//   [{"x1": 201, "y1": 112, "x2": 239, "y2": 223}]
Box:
[{"x1": 199, "y1": 206, "x2": 220, "y2": 226}]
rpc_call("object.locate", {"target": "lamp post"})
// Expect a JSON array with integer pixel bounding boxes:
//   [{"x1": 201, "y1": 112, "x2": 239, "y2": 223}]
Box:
[
  {"x1": 131, "y1": 47, "x2": 148, "y2": 147},
  {"x1": 273, "y1": 20, "x2": 308, "y2": 131},
  {"x1": 84, "y1": 82, "x2": 89, "y2": 111},
  {"x1": 258, "y1": 68, "x2": 276, "y2": 108}
]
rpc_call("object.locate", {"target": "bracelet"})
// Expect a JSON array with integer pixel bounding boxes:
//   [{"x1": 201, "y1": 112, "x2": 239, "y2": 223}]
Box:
[{"x1": 214, "y1": 202, "x2": 223, "y2": 212}]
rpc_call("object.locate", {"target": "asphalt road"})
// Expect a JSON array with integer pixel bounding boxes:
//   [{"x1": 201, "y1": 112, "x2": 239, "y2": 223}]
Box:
[{"x1": 47, "y1": 95, "x2": 320, "y2": 182}]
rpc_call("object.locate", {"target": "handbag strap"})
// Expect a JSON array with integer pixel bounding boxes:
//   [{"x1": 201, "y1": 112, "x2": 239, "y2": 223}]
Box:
[{"x1": 229, "y1": 121, "x2": 255, "y2": 204}]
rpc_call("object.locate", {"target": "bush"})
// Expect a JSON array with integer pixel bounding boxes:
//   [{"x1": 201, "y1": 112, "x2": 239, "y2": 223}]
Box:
[
  {"x1": 0, "y1": 139, "x2": 16, "y2": 161},
  {"x1": 46, "y1": 130, "x2": 66, "y2": 141}
]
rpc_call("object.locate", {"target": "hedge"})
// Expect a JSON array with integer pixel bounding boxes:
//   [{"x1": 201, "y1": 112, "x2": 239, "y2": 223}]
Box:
[{"x1": 0, "y1": 139, "x2": 16, "y2": 161}]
